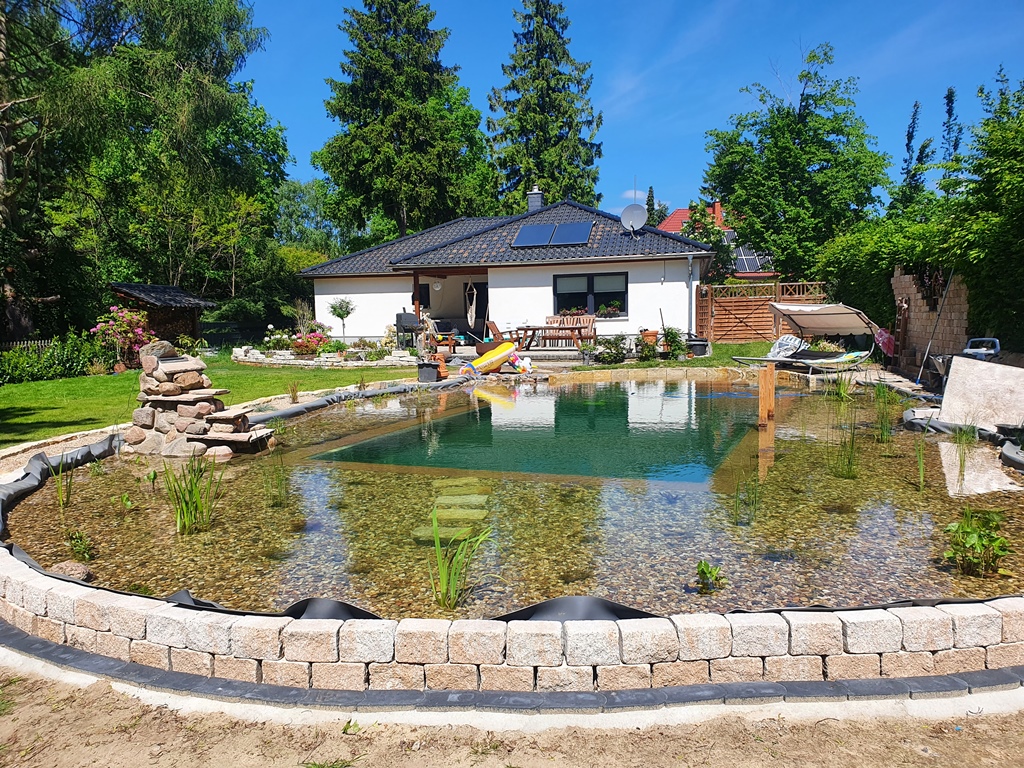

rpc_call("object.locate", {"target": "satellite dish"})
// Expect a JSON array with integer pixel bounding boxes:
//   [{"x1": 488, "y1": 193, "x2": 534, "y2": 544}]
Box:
[{"x1": 620, "y1": 204, "x2": 648, "y2": 235}]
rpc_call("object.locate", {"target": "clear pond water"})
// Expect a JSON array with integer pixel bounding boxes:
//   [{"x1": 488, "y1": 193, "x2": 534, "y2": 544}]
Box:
[{"x1": 6, "y1": 377, "x2": 1024, "y2": 619}]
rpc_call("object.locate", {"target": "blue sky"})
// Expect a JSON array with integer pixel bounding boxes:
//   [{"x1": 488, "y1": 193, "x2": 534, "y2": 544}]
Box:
[{"x1": 242, "y1": 0, "x2": 1024, "y2": 216}]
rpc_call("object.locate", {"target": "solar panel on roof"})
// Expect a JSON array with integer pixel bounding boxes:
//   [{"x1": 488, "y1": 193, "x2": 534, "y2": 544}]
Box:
[
  {"x1": 550, "y1": 221, "x2": 594, "y2": 246},
  {"x1": 511, "y1": 223, "x2": 555, "y2": 248}
]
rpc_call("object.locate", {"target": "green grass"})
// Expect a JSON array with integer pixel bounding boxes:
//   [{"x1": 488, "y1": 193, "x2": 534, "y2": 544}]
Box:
[
  {"x1": 0, "y1": 354, "x2": 414, "y2": 449},
  {"x1": 581, "y1": 341, "x2": 773, "y2": 370}
]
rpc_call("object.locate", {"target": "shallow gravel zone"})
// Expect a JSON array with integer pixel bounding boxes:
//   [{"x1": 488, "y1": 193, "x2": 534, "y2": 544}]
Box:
[{"x1": 3, "y1": 385, "x2": 1024, "y2": 618}]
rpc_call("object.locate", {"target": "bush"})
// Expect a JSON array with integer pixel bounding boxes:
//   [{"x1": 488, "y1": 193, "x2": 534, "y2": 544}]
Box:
[
  {"x1": 595, "y1": 334, "x2": 627, "y2": 364},
  {"x1": 90, "y1": 306, "x2": 155, "y2": 368},
  {"x1": 0, "y1": 332, "x2": 110, "y2": 385}
]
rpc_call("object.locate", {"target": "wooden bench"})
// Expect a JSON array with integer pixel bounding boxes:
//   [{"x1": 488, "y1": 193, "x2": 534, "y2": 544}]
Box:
[{"x1": 542, "y1": 315, "x2": 597, "y2": 348}]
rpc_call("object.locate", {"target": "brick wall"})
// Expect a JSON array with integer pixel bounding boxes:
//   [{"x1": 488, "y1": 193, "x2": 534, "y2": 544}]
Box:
[{"x1": 892, "y1": 267, "x2": 970, "y2": 371}]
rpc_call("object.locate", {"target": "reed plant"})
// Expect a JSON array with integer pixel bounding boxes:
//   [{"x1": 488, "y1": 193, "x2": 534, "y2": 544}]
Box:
[
  {"x1": 287, "y1": 381, "x2": 300, "y2": 404},
  {"x1": 49, "y1": 457, "x2": 74, "y2": 509},
  {"x1": 729, "y1": 474, "x2": 760, "y2": 526},
  {"x1": 263, "y1": 453, "x2": 289, "y2": 508},
  {"x1": 827, "y1": 411, "x2": 858, "y2": 479},
  {"x1": 873, "y1": 382, "x2": 894, "y2": 443},
  {"x1": 826, "y1": 373, "x2": 854, "y2": 401},
  {"x1": 164, "y1": 455, "x2": 222, "y2": 535},
  {"x1": 951, "y1": 425, "x2": 978, "y2": 489},
  {"x1": 915, "y1": 436, "x2": 927, "y2": 492},
  {"x1": 427, "y1": 509, "x2": 492, "y2": 610}
]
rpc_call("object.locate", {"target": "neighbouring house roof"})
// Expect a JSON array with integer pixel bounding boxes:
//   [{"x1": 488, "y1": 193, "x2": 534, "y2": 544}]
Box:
[
  {"x1": 110, "y1": 283, "x2": 217, "y2": 309},
  {"x1": 658, "y1": 205, "x2": 774, "y2": 276},
  {"x1": 301, "y1": 201, "x2": 710, "y2": 279}
]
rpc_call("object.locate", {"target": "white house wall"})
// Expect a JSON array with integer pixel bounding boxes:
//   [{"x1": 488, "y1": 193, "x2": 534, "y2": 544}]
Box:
[
  {"x1": 486, "y1": 260, "x2": 697, "y2": 337},
  {"x1": 312, "y1": 276, "x2": 412, "y2": 340}
]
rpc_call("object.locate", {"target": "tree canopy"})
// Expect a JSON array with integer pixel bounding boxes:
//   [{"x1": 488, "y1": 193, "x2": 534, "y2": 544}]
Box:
[
  {"x1": 487, "y1": 0, "x2": 602, "y2": 213},
  {"x1": 314, "y1": 0, "x2": 496, "y2": 238},
  {"x1": 703, "y1": 44, "x2": 889, "y2": 279}
]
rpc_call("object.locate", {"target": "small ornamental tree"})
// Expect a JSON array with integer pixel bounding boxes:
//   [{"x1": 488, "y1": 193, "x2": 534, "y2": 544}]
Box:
[
  {"x1": 90, "y1": 306, "x2": 156, "y2": 368},
  {"x1": 329, "y1": 297, "x2": 356, "y2": 344}
]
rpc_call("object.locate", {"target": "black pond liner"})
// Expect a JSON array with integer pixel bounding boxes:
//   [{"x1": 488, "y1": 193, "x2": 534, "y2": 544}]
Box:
[{"x1": 1, "y1": 388, "x2": 1022, "y2": 624}]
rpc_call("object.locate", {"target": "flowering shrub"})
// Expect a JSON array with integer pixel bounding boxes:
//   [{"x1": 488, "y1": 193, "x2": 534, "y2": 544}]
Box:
[
  {"x1": 90, "y1": 306, "x2": 155, "y2": 367},
  {"x1": 292, "y1": 330, "x2": 330, "y2": 355},
  {"x1": 263, "y1": 324, "x2": 294, "y2": 351}
]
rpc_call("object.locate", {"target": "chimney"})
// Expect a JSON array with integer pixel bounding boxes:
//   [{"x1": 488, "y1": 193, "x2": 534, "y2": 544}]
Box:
[
  {"x1": 710, "y1": 200, "x2": 723, "y2": 227},
  {"x1": 527, "y1": 184, "x2": 545, "y2": 212}
]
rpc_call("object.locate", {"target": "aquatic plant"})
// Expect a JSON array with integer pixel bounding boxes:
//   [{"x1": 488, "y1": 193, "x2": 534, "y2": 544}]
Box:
[
  {"x1": 696, "y1": 560, "x2": 726, "y2": 594},
  {"x1": 263, "y1": 453, "x2": 289, "y2": 508},
  {"x1": 873, "y1": 382, "x2": 894, "y2": 443},
  {"x1": 827, "y1": 411, "x2": 858, "y2": 479},
  {"x1": 287, "y1": 381, "x2": 300, "y2": 404},
  {"x1": 144, "y1": 469, "x2": 158, "y2": 491},
  {"x1": 111, "y1": 492, "x2": 134, "y2": 513},
  {"x1": 65, "y1": 529, "x2": 94, "y2": 562},
  {"x1": 164, "y1": 455, "x2": 222, "y2": 535},
  {"x1": 826, "y1": 373, "x2": 854, "y2": 401},
  {"x1": 944, "y1": 507, "x2": 1012, "y2": 577},
  {"x1": 427, "y1": 509, "x2": 492, "y2": 610},
  {"x1": 951, "y1": 424, "x2": 978, "y2": 488},
  {"x1": 729, "y1": 474, "x2": 760, "y2": 526},
  {"x1": 87, "y1": 461, "x2": 105, "y2": 477},
  {"x1": 49, "y1": 458, "x2": 74, "y2": 509},
  {"x1": 915, "y1": 436, "x2": 927, "y2": 492}
]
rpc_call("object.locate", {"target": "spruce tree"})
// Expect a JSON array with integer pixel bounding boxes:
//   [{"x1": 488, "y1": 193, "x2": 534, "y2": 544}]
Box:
[
  {"x1": 487, "y1": 0, "x2": 602, "y2": 212},
  {"x1": 315, "y1": 1, "x2": 494, "y2": 237},
  {"x1": 645, "y1": 186, "x2": 656, "y2": 221}
]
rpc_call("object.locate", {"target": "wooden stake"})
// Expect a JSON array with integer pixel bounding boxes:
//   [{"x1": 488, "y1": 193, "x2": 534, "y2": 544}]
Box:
[{"x1": 758, "y1": 363, "x2": 776, "y2": 428}]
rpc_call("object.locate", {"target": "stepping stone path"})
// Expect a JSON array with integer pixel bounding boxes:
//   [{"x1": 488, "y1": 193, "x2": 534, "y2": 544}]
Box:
[{"x1": 411, "y1": 476, "x2": 494, "y2": 545}]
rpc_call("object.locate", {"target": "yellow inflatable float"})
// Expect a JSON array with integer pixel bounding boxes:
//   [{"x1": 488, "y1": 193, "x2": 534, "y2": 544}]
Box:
[{"x1": 459, "y1": 341, "x2": 515, "y2": 375}]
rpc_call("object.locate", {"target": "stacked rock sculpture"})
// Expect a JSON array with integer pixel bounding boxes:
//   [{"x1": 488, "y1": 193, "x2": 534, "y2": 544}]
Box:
[{"x1": 122, "y1": 340, "x2": 273, "y2": 459}]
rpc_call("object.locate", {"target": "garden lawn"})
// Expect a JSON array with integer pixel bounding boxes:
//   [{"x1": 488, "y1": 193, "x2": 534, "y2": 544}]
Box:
[{"x1": 0, "y1": 360, "x2": 414, "y2": 450}]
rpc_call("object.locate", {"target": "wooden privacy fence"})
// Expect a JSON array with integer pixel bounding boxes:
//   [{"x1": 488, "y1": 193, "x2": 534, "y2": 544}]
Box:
[
  {"x1": 0, "y1": 340, "x2": 51, "y2": 353},
  {"x1": 696, "y1": 282, "x2": 826, "y2": 342}
]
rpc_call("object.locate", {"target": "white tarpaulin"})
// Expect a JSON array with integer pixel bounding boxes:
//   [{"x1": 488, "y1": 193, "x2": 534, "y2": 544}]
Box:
[{"x1": 769, "y1": 302, "x2": 878, "y2": 337}]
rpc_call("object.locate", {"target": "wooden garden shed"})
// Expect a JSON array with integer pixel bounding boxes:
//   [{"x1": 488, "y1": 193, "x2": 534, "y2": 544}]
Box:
[{"x1": 109, "y1": 283, "x2": 216, "y2": 342}]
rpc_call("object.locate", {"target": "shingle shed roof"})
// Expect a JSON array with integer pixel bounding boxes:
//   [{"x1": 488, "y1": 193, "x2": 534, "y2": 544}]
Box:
[
  {"x1": 110, "y1": 283, "x2": 217, "y2": 309},
  {"x1": 301, "y1": 202, "x2": 710, "y2": 278}
]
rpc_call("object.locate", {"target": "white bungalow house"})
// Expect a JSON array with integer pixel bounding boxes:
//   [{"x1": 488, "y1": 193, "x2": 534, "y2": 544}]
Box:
[{"x1": 301, "y1": 188, "x2": 711, "y2": 342}]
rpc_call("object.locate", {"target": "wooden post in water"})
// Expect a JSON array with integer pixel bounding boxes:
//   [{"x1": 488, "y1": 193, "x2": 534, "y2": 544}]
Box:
[{"x1": 758, "y1": 363, "x2": 776, "y2": 428}]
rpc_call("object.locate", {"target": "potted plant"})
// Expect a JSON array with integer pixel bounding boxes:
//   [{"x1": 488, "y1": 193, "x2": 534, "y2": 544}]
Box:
[
  {"x1": 579, "y1": 341, "x2": 597, "y2": 365},
  {"x1": 638, "y1": 327, "x2": 659, "y2": 345},
  {"x1": 596, "y1": 300, "x2": 622, "y2": 318},
  {"x1": 662, "y1": 326, "x2": 688, "y2": 359}
]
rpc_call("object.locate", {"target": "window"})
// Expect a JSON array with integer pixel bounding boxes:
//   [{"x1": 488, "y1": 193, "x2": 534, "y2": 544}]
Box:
[{"x1": 553, "y1": 272, "x2": 627, "y2": 315}]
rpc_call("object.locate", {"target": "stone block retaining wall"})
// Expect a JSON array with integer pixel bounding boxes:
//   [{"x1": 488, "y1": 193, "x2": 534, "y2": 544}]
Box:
[{"x1": 4, "y1": 549, "x2": 1024, "y2": 691}]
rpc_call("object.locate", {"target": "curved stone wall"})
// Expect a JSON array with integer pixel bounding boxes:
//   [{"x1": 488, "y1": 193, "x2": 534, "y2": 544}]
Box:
[{"x1": 2, "y1": 548, "x2": 1024, "y2": 691}]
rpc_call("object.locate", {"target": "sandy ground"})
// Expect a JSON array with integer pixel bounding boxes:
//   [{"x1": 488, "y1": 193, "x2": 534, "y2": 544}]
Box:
[{"x1": 1, "y1": 669, "x2": 1024, "y2": 768}]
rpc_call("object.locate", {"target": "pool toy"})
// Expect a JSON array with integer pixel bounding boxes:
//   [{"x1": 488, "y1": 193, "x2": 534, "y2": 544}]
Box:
[
  {"x1": 459, "y1": 341, "x2": 515, "y2": 375},
  {"x1": 508, "y1": 350, "x2": 533, "y2": 374}
]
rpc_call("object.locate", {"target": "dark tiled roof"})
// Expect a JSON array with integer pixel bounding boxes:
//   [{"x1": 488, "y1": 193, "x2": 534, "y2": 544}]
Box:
[
  {"x1": 300, "y1": 217, "x2": 505, "y2": 277},
  {"x1": 110, "y1": 283, "x2": 217, "y2": 309},
  {"x1": 391, "y1": 201, "x2": 709, "y2": 269},
  {"x1": 300, "y1": 202, "x2": 710, "y2": 278}
]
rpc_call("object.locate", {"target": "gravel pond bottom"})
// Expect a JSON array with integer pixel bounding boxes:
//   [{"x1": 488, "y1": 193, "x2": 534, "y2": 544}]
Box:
[{"x1": 5, "y1": 379, "x2": 1024, "y2": 619}]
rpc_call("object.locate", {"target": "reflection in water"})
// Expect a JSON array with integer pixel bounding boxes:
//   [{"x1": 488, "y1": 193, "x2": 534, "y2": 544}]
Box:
[{"x1": 316, "y1": 381, "x2": 757, "y2": 484}]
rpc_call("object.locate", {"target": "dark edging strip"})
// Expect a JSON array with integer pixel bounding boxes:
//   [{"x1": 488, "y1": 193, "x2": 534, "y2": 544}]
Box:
[{"x1": 1, "y1": 618, "x2": 1022, "y2": 714}]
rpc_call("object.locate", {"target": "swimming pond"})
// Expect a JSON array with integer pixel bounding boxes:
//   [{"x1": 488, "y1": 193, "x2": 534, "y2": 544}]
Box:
[{"x1": 6, "y1": 377, "x2": 1024, "y2": 619}]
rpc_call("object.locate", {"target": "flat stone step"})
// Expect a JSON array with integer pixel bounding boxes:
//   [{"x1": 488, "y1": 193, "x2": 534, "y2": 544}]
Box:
[
  {"x1": 433, "y1": 508, "x2": 489, "y2": 522},
  {"x1": 205, "y1": 407, "x2": 253, "y2": 422},
  {"x1": 190, "y1": 428, "x2": 273, "y2": 444},
  {"x1": 434, "y1": 494, "x2": 488, "y2": 509},
  {"x1": 433, "y1": 476, "x2": 483, "y2": 488},
  {"x1": 411, "y1": 526, "x2": 474, "y2": 546},
  {"x1": 138, "y1": 389, "x2": 230, "y2": 403}
]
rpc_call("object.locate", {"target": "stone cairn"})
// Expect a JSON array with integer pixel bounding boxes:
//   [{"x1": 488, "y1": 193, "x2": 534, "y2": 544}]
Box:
[{"x1": 122, "y1": 340, "x2": 273, "y2": 460}]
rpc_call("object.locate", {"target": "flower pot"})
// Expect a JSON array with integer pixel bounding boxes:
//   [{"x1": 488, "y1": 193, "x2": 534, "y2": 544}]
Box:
[{"x1": 640, "y1": 330, "x2": 658, "y2": 345}]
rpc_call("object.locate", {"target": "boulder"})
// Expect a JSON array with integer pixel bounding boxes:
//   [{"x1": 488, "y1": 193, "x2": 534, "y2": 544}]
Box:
[
  {"x1": 132, "y1": 407, "x2": 156, "y2": 428},
  {"x1": 140, "y1": 340, "x2": 176, "y2": 359},
  {"x1": 211, "y1": 399, "x2": 225, "y2": 412},
  {"x1": 151, "y1": 367, "x2": 169, "y2": 383},
  {"x1": 49, "y1": 561, "x2": 95, "y2": 582},
  {"x1": 141, "y1": 355, "x2": 159, "y2": 374},
  {"x1": 200, "y1": 374, "x2": 212, "y2": 388},
  {"x1": 173, "y1": 370, "x2": 203, "y2": 390},
  {"x1": 160, "y1": 355, "x2": 207, "y2": 375},
  {"x1": 205, "y1": 445, "x2": 234, "y2": 460},
  {"x1": 139, "y1": 374, "x2": 161, "y2": 396},
  {"x1": 175, "y1": 418, "x2": 197, "y2": 433},
  {"x1": 158, "y1": 382, "x2": 182, "y2": 396},
  {"x1": 177, "y1": 404, "x2": 200, "y2": 419},
  {"x1": 124, "y1": 426, "x2": 148, "y2": 445},
  {"x1": 184, "y1": 422, "x2": 210, "y2": 435},
  {"x1": 195, "y1": 402, "x2": 214, "y2": 417},
  {"x1": 113, "y1": 362, "x2": 128, "y2": 374},
  {"x1": 210, "y1": 423, "x2": 237, "y2": 434},
  {"x1": 161, "y1": 438, "x2": 207, "y2": 458},
  {"x1": 154, "y1": 413, "x2": 174, "y2": 434},
  {"x1": 134, "y1": 431, "x2": 166, "y2": 455}
]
